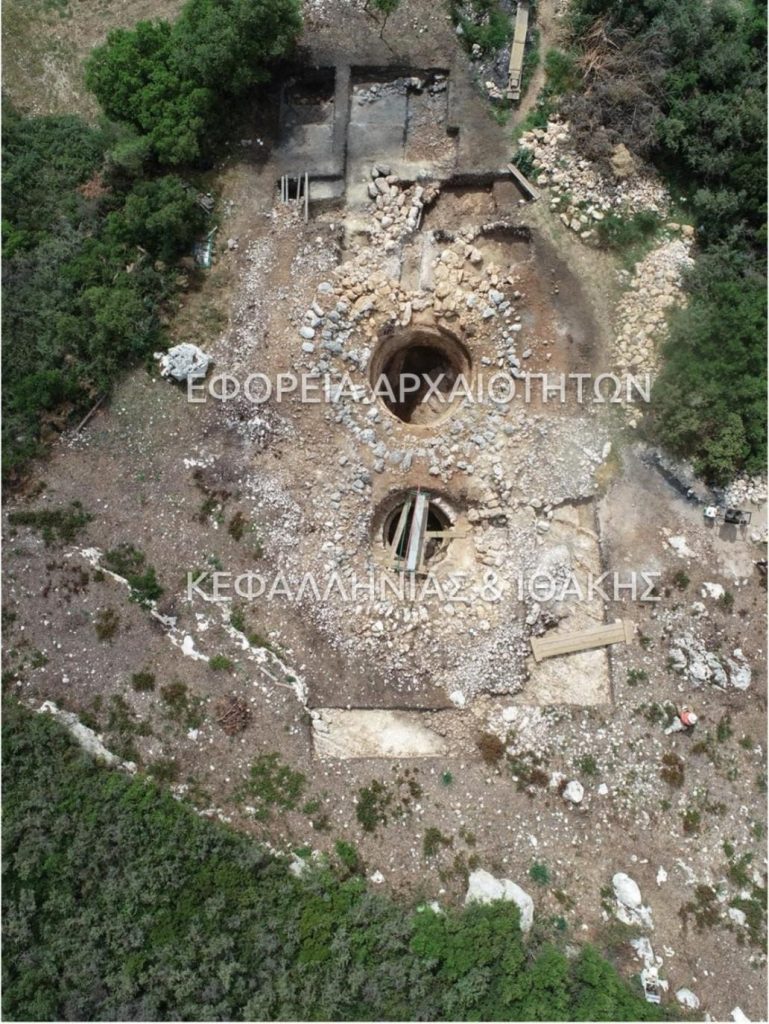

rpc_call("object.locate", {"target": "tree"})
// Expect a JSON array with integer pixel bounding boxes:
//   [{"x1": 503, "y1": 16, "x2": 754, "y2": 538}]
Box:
[
  {"x1": 106, "y1": 177, "x2": 205, "y2": 261},
  {"x1": 648, "y1": 250, "x2": 767, "y2": 483},
  {"x1": 3, "y1": 700, "x2": 666, "y2": 1021},
  {"x1": 85, "y1": 0, "x2": 302, "y2": 165}
]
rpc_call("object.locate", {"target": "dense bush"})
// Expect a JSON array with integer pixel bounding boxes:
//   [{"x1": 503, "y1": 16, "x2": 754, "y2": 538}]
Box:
[
  {"x1": 648, "y1": 247, "x2": 767, "y2": 483},
  {"x1": 450, "y1": 0, "x2": 513, "y2": 55},
  {"x1": 564, "y1": 0, "x2": 767, "y2": 482},
  {"x1": 2, "y1": 701, "x2": 666, "y2": 1021},
  {"x1": 568, "y1": 0, "x2": 766, "y2": 248},
  {"x1": 1, "y1": 107, "x2": 204, "y2": 482},
  {"x1": 3, "y1": 0, "x2": 302, "y2": 484},
  {"x1": 85, "y1": 0, "x2": 302, "y2": 164}
]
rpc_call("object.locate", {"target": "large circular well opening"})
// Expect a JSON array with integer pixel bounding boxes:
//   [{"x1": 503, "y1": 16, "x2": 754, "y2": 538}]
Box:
[{"x1": 369, "y1": 326, "x2": 472, "y2": 426}]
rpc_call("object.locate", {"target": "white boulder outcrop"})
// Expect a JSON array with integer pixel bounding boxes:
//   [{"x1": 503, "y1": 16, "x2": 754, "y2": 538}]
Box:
[
  {"x1": 563, "y1": 780, "x2": 584, "y2": 804},
  {"x1": 613, "y1": 872, "x2": 654, "y2": 929},
  {"x1": 157, "y1": 343, "x2": 212, "y2": 382},
  {"x1": 676, "y1": 988, "x2": 700, "y2": 1009},
  {"x1": 465, "y1": 869, "x2": 534, "y2": 933}
]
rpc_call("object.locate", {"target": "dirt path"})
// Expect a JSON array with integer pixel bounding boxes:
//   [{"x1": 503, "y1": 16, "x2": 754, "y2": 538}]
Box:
[{"x1": 514, "y1": 0, "x2": 561, "y2": 124}]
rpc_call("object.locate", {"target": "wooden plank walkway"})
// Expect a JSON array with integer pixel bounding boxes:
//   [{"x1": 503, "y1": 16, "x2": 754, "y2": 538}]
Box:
[
  {"x1": 405, "y1": 491, "x2": 428, "y2": 573},
  {"x1": 507, "y1": 162, "x2": 540, "y2": 201},
  {"x1": 507, "y1": 0, "x2": 530, "y2": 100},
  {"x1": 530, "y1": 620, "x2": 635, "y2": 663}
]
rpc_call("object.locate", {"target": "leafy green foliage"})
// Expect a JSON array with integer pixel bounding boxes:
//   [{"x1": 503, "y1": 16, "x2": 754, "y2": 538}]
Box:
[
  {"x1": 595, "y1": 209, "x2": 662, "y2": 250},
  {"x1": 106, "y1": 177, "x2": 205, "y2": 261},
  {"x1": 334, "y1": 839, "x2": 363, "y2": 876},
  {"x1": 568, "y1": 0, "x2": 766, "y2": 245},
  {"x1": 529, "y1": 861, "x2": 551, "y2": 886},
  {"x1": 94, "y1": 608, "x2": 120, "y2": 641},
  {"x1": 422, "y1": 827, "x2": 452, "y2": 858},
  {"x1": 103, "y1": 544, "x2": 163, "y2": 606},
  {"x1": 648, "y1": 248, "x2": 767, "y2": 482},
  {"x1": 85, "y1": 0, "x2": 302, "y2": 164},
  {"x1": 159, "y1": 681, "x2": 204, "y2": 729},
  {"x1": 563, "y1": 0, "x2": 766, "y2": 483},
  {"x1": 356, "y1": 779, "x2": 392, "y2": 833},
  {"x1": 239, "y1": 752, "x2": 306, "y2": 820},
  {"x1": 450, "y1": 0, "x2": 513, "y2": 55},
  {"x1": 2, "y1": 702, "x2": 667, "y2": 1020},
  {"x1": 7, "y1": 501, "x2": 92, "y2": 545},
  {"x1": 209, "y1": 654, "x2": 234, "y2": 671},
  {"x1": 131, "y1": 670, "x2": 156, "y2": 692},
  {"x1": 577, "y1": 753, "x2": 600, "y2": 776},
  {"x1": 2, "y1": 107, "x2": 203, "y2": 482}
]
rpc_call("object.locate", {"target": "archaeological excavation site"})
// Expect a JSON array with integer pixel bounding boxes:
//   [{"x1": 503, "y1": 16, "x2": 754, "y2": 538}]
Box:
[{"x1": 2, "y1": 0, "x2": 766, "y2": 1019}]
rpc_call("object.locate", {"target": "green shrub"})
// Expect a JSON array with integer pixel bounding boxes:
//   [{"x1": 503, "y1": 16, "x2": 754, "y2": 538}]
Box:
[
  {"x1": 595, "y1": 210, "x2": 662, "y2": 251},
  {"x1": 102, "y1": 544, "x2": 163, "y2": 606},
  {"x1": 209, "y1": 654, "x2": 233, "y2": 672},
  {"x1": 672, "y1": 569, "x2": 690, "y2": 590},
  {"x1": 423, "y1": 827, "x2": 452, "y2": 858},
  {"x1": 228, "y1": 511, "x2": 247, "y2": 541},
  {"x1": 660, "y1": 752, "x2": 685, "y2": 788},
  {"x1": 716, "y1": 713, "x2": 733, "y2": 743},
  {"x1": 94, "y1": 608, "x2": 120, "y2": 641},
  {"x1": 7, "y1": 502, "x2": 92, "y2": 545},
  {"x1": 334, "y1": 840, "x2": 362, "y2": 875},
  {"x1": 2, "y1": 108, "x2": 206, "y2": 482},
  {"x1": 576, "y1": 753, "x2": 599, "y2": 776},
  {"x1": 85, "y1": 0, "x2": 302, "y2": 165},
  {"x1": 159, "y1": 681, "x2": 203, "y2": 729},
  {"x1": 356, "y1": 779, "x2": 392, "y2": 833},
  {"x1": 682, "y1": 807, "x2": 701, "y2": 834},
  {"x1": 529, "y1": 861, "x2": 551, "y2": 886},
  {"x1": 130, "y1": 671, "x2": 156, "y2": 692},
  {"x1": 2, "y1": 701, "x2": 666, "y2": 1021},
  {"x1": 149, "y1": 757, "x2": 179, "y2": 783},
  {"x1": 542, "y1": 48, "x2": 579, "y2": 95},
  {"x1": 240, "y1": 752, "x2": 306, "y2": 821},
  {"x1": 451, "y1": 0, "x2": 513, "y2": 55}
]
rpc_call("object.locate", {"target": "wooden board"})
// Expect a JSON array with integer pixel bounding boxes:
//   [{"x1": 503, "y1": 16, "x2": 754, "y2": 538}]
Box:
[
  {"x1": 405, "y1": 491, "x2": 428, "y2": 573},
  {"x1": 388, "y1": 496, "x2": 413, "y2": 567},
  {"x1": 507, "y1": 0, "x2": 530, "y2": 99},
  {"x1": 507, "y1": 162, "x2": 540, "y2": 202},
  {"x1": 530, "y1": 619, "x2": 635, "y2": 663}
]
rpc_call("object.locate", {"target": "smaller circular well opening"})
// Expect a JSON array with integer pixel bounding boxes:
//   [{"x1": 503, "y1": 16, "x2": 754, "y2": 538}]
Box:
[{"x1": 380, "y1": 491, "x2": 455, "y2": 571}]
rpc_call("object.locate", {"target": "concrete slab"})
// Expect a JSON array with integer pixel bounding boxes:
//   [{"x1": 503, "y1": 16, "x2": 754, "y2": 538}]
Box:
[
  {"x1": 312, "y1": 708, "x2": 449, "y2": 759},
  {"x1": 276, "y1": 123, "x2": 336, "y2": 175},
  {"x1": 350, "y1": 88, "x2": 408, "y2": 126},
  {"x1": 521, "y1": 647, "x2": 612, "y2": 704}
]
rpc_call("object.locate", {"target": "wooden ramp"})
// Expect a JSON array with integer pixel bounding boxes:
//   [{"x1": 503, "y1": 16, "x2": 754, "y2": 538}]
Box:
[
  {"x1": 530, "y1": 620, "x2": 635, "y2": 663},
  {"x1": 507, "y1": 0, "x2": 530, "y2": 100},
  {"x1": 507, "y1": 162, "x2": 540, "y2": 202}
]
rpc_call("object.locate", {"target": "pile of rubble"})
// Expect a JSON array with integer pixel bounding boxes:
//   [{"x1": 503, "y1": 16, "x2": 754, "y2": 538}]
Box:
[
  {"x1": 354, "y1": 75, "x2": 444, "y2": 107},
  {"x1": 722, "y1": 474, "x2": 768, "y2": 510},
  {"x1": 613, "y1": 237, "x2": 695, "y2": 398},
  {"x1": 519, "y1": 119, "x2": 671, "y2": 239},
  {"x1": 668, "y1": 632, "x2": 752, "y2": 691},
  {"x1": 367, "y1": 165, "x2": 440, "y2": 244}
]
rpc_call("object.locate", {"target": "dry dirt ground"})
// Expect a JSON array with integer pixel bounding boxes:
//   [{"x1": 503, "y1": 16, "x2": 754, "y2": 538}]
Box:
[{"x1": 3, "y1": 1, "x2": 767, "y2": 1020}]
